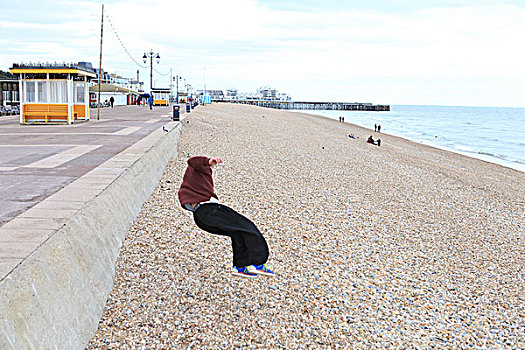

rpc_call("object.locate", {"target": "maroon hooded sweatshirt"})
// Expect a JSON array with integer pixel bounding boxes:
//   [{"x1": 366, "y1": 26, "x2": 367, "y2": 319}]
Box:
[{"x1": 178, "y1": 156, "x2": 218, "y2": 207}]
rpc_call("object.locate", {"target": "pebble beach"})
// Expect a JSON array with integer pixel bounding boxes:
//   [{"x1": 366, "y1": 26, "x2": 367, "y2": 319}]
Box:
[{"x1": 87, "y1": 103, "x2": 524, "y2": 349}]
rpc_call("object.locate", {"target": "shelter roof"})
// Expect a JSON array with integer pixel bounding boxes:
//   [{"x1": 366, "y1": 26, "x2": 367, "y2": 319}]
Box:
[
  {"x1": 89, "y1": 84, "x2": 139, "y2": 94},
  {"x1": 10, "y1": 62, "x2": 96, "y2": 78}
]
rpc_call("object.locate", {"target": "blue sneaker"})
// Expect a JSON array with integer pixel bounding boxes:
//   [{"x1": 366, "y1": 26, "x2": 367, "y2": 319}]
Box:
[
  {"x1": 247, "y1": 264, "x2": 275, "y2": 277},
  {"x1": 231, "y1": 266, "x2": 258, "y2": 278}
]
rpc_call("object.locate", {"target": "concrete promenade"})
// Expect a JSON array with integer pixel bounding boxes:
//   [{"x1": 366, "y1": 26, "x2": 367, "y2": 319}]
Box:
[
  {"x1": 0, "y1": 106, "x2": 177, "y2": 227},
  {"x1": 0, "y1": 105, "x2": 185, "y2": 348}
]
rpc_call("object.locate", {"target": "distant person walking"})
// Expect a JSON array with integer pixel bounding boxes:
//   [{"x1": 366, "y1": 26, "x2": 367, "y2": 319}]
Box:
[
  {"x1": 374, "y1": 124, "x2": 377, "y2": 132},
  {"x1": 109, "y1": 96, "x2": 114, "y2": 108},
  {"x1": 377, "y1": 124, "x2": 381, "y2": 133},
  {"x1": 178, "y1": 156, "x2": 275, "y2": 278},
  {"x1": 148, "y1": 95, "x2": 153, "y2": 110}
]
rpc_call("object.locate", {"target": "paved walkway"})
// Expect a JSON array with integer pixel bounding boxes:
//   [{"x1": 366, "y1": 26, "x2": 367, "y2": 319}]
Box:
[{"x1": 0, "y1": 104, "x2": 186, "y2": 278}]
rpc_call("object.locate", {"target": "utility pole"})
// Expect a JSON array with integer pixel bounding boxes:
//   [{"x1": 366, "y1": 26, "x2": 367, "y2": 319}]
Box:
[
  {"x1": 97, "y1": 4, "x2": 104, "y2": 120},
  {"x1": 169, "y1": 68, "x2": 173, "y2": 102}
]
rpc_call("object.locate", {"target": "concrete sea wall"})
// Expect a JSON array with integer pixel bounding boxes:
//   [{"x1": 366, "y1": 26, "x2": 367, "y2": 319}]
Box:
[{"x1": 0, "y1": 121, "x2": 182, "y2": 349}]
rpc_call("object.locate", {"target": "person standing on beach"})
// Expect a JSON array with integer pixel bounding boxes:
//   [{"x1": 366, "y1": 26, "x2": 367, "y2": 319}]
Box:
[
  {"x1": 178, "y1": 156, "x2": 274, "y2": 278},
  {"x1": 374, "y1": 124, "x2": 377, "y2": 132},
  {"x1": 378, "y1": 124, "x2": 381, "y2": 132}
]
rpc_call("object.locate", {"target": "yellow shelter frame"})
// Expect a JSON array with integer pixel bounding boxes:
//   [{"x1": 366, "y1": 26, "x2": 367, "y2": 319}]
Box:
[{"x1": 10, "y1": 65, "x2": 96, "y2": 124}]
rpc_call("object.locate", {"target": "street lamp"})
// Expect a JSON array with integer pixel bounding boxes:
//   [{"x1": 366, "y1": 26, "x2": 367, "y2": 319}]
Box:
[
  {"x1": 143, "y1": 50, "x2": 160, "y2": 91},
  {"x1": 186, "y1": 84, "x2": 192, "y2": 104},
  {"x1": 173, "y1": 75, "x2": 182, "y2": 103}
]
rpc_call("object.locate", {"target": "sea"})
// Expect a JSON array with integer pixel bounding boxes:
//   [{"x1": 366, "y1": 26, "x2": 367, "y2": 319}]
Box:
[{"x1": 296, "y1": 105, "x2": 525, "y2": 172}]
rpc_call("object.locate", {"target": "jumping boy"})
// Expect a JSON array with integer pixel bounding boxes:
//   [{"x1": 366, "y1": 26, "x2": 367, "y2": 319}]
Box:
[{"x1": 178, "y1": 156, "x2": 274, "y2": 278}]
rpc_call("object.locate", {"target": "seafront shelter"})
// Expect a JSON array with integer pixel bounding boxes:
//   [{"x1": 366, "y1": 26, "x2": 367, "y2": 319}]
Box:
[
  {"x1": 151, "y1": 88, "x2": 170, "y2": 106},
  {"x1": 10, "y1": 63, "x2": 96, "y2": 124}
]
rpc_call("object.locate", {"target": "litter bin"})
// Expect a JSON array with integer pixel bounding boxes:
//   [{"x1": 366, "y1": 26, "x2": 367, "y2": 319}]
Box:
[
  {"x1": 172, "y1": 105, "x2": 180, "y2": 121},
  {"x1": 186, "y1": 104, "x2": 191, "y2": 113}
]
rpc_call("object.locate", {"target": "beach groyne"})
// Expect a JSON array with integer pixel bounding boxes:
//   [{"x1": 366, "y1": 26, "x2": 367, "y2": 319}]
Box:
[{"x1": 0, "y1": 121, "x2": 182, "y2": 349}]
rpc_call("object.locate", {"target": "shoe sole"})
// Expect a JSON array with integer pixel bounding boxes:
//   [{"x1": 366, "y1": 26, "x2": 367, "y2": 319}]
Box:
[
  {"x1": 252, "y1": 271, "x2": 275, "y2": 277},
  {"x1": 247, "y1": 267, "x2": 275, "y2": 277},
  {"x1": 231, "y1": 271, "x2": 258, "y2": 278}
]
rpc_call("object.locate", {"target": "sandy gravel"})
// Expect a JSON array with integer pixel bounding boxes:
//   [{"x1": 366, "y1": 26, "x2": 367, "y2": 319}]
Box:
[{"x1": 87, "y1": 103, "x2": 524, "y2": 349}]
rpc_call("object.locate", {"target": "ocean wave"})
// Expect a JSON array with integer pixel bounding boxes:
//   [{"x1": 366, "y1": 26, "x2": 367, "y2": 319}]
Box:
[
  {"x1": 454, "y1": 145, "x2": 475, "y2": 152},
  {"x1": 477, "y1": 151, "x2": 525, "y2": 164},
  {"x1": 477, "y1": 151, "x2": 508, "y2": 160}
]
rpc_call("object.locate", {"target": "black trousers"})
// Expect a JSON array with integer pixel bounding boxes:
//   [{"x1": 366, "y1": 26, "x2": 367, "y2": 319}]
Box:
[{"x1": 193, "y1": 203, "x2": 269, "y2": 267}]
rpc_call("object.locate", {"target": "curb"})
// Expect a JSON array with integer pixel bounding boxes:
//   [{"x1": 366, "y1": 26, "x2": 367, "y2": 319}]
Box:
[{"x1": 0, "y1": 121, "x2": 182, "y2": 349}]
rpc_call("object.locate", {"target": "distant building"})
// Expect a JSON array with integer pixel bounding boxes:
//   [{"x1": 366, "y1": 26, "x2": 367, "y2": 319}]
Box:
[
  {"x1": 196, "y1": 89, "x2": 224, "y2": 101},
  {"x1": 108, "y1": 73, "x2": 141, "y2": 92},
  {"x1": 208, "y1": 90, "x2": 225, "y2": 100},
  {"x1": 92, "y1": 68, "x2": 111, "y2": 85},
  {"x1": 277, "y1": 92, "x2": 292, "y2": 102},
  {"x1": 257, "y1": 86, "x2": 277, "y2": 100},
  {"x1": 0, "y1": 70, "x2": 19, "y2": 107},
  {"x1": 225, "y1": 89, "x2": 238, "y2": 100},
  {"x1": 0, "y1": 80, "x2": 19, "y2": 107},
  {"x1": 90, "y1": 65, "x2": 143, "y2": 93},
  {"x1": 89, "y1": 84, "x2": 140, "y2": 106},
  {"x1": 195, "y1": 86, "x2": 291, "y2": 103},
  {"x1": 87, "y1": 63, "x2": 144, "y2": 106}
]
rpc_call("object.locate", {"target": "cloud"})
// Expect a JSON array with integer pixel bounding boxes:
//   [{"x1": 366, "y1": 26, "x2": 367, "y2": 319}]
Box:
[{"x1": 1, "y1": 1, "x2": 524, "y2": 106}]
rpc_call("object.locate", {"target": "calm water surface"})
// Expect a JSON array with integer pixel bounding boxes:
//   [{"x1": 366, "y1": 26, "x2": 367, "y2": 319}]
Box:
[{"x1": 297, "y1": 105, "x2": 525, "y2": 172}]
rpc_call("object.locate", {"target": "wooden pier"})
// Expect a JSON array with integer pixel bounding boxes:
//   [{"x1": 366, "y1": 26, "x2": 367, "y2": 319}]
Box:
[{"x1": 216, "y1": 100, "x2": 390, "y2": 111}]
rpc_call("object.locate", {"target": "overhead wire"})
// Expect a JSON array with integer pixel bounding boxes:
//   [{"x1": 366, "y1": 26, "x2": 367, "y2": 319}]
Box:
[
  {"x1": 104, "y1": 10, "x2": 148, "y2": 69},
  {"x1": 154, "y1": 68, "x2": 170, "y2": 76},
  {"x1": 103, "y1": 9, "x2": 174, "y2": 79}
]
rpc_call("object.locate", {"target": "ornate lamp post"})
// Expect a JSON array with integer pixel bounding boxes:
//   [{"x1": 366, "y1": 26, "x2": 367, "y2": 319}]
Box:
[
  {"x1": 186, "y1": 83, "x2": 191, "y2": 102},
  {"x1": 143, "y1": 50, "x2": 160, "y2": 91},
  {"x1": 173, "y1": 75, "x2": 182, "y2": 103}
]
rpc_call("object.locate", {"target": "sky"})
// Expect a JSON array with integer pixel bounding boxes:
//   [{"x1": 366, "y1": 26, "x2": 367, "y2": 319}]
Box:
[{"x1": 1, "y1": 0, "x2": 524, "y2": 107}]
